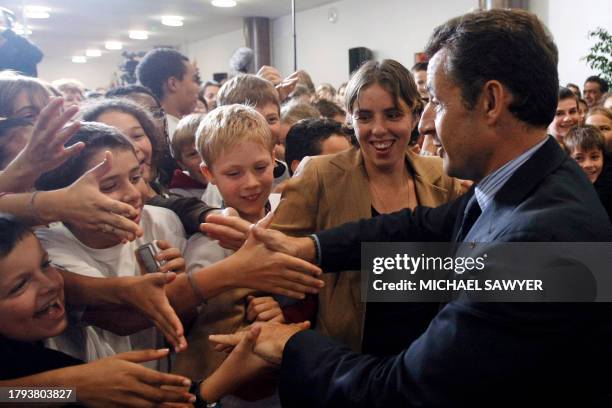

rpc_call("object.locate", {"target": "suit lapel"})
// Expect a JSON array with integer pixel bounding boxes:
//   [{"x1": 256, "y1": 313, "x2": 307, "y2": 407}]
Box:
[
  {"x1": 456, "y1": 136, "x2": 566, "y2": 242},
  {"x1": 494, "y1": 136, "x2": 567, "y2": 206}
]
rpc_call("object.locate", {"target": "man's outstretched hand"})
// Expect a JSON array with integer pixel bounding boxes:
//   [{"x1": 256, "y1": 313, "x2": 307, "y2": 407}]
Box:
[
  {"x1": 209, "y1": 321, "x2": 311, "y2": 365},
  {"x1": 203, "y1": 208, "x2": 317, "y2": 263}
]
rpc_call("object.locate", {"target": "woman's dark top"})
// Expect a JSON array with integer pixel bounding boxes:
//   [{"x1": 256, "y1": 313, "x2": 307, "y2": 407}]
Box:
[{"x1": 360, "y1": 207, "x2": 440, "y2": 356}]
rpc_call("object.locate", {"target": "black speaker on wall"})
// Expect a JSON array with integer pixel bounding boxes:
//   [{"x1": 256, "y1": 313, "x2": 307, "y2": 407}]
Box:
[
  {"x1": 213, "y1": 72, "x2": 228, "y2": 83},
  {"x1": 349, "y1": 47, "x2": 373, "y2": 75}
]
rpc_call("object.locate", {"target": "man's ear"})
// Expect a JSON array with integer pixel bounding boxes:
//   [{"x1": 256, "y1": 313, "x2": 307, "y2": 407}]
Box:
[
  {"x1": 200, "y1": 163, "x2": 215, "y2": 184},
  {"x1": 166, "y1": 76, "x2": 179, "y2": 93},
  {"x1": 481, "y1": 80, "x2": 509, "y2": 125}
]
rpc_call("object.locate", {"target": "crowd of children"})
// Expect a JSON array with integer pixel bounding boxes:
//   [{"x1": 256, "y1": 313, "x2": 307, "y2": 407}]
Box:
[{"x1": 1, "y1": 22, "x2": 611, "y2": 406}]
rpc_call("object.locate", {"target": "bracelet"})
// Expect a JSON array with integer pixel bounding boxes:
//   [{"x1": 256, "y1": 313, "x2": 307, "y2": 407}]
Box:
[
  {"x1": 189, "y1": 379, "x2": 222, "y2": 408},
  {"x1": 29, "y1": 191, "x2": 41, "y2": 223},
  {"x1": 187, "y1": 269, "x2": 207, "y2": 304}
]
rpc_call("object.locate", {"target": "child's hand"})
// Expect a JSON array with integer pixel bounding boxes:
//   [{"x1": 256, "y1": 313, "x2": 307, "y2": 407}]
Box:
[
  {"x1": 120, "y1": 273, "x2": 187, "y2": 352},
  {"x1": 201, "y1": 207, "x2": 251, "y2": 251},
  {"x1": 155, "y1": 240, "x2": 186, "y2": 274},
  {"x1": 75, "y1": 349, "x2": 194, "y2": 407},
  {"x1": 246, "y1": 295, "x2": 285, "y2": 323},
  {"x1": 201, "y1": 326, "x2": 275, "y2": 402}
]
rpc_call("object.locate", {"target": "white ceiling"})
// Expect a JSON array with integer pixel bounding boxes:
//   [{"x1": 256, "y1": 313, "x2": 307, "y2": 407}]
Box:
[{"x1": 2, "y1": 0, "x2": 336, "y2": 58}]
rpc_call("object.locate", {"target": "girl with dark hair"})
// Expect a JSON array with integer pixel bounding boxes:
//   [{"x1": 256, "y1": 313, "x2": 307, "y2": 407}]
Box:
[
  {"x1": 35, "y1": 121, "x2": 189, "y2": 364},
  {"x1": 105, "y1": 84, "x2": 179, "y2": 184},
  {"x1": 0, "y1": 80, "x2": 142, "y2": 241},
  {"x1": 80, "y1": 98, "x2": 162, "y2": 189},
  {"x1": 34, "y1": 121, "x2": 323, "y2": 365},
  {"x1": 80, "y1": 98, "x2": 211, "y2": 235},
  {"x1": 548, "y1": 86, "x2": 580, "y2": 145}
]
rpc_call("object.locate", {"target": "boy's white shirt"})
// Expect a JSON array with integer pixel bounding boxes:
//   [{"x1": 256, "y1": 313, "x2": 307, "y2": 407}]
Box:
[{"x1": 36, "y1": 205, "x2": 186, "y2": 368}]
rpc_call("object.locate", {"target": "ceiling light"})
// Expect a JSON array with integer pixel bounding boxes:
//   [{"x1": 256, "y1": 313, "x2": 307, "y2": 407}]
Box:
[
  {"x1": 24, "y1": 5, "x2": 50, "y2": 19},
  {"x1": 129, "y1": 30, "x2": 149, "y2": 40},
  {"x1": 13, "y1": 23, "x2": 32, "y2": 35},
  {"x1": 105, "y1": 41, "x2": 123, "y2": 50},
  {"x1": 161, "y1": 15, "x2": 184, "y2": 27},
  {"x1": 72, "y1": 56, "x2": 87, "y2": 63},
  {"x1": 211, "y1": 0, "x2": 237, "y2": 7},
  {"x1": 86, "y1": 49, "x2": 102, "y2": 57}
]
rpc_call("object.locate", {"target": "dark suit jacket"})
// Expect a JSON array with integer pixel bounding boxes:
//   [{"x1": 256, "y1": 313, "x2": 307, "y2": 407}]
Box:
[{"x1": 279, "y1": 137, "x2": 612, "y2": 407}]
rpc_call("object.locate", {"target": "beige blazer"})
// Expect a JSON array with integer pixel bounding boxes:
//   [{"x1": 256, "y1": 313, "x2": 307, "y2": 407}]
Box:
[{"x1": 272, "y1": 147, "x2": 463, "y2": 351}]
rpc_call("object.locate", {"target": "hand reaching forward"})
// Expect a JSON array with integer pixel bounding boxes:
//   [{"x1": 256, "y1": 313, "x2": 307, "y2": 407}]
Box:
[
  {"x1": 51, "y1": 151, "x2": 144, "y2": 242},
  {"x1": 120, "y1": 271, "x2": 187, "y2": 352},
  {"x1": 198, "y1": 325, "x2": 276, "y2": 402},
  {"x1": 223, "y1": 211, "x2": 323, "y2": 299},
  {"x1": 249, "y1": 210, "x2": 317, "y2": 262},
  {"x1": 201, "y1": 207, "x2": 251, "y2": 251},
  {"x1": 74, "y1": 349, "x2": 194, "y2": 407},
  {"x1": 203, "y1": 208, "x2": 317, "y2": 261},
  {"x1": 14, "y1": 97, "x2": 82, "y2": 175},
  {"x1": 0, "y1": 97, "x2": 83, "y2": 192},
  {"x1": 209, "y1": 321, "x2": 311, "y2": 365},
  {"x1": 256, "y1": 65, "x2": 299, "y2": 102}
]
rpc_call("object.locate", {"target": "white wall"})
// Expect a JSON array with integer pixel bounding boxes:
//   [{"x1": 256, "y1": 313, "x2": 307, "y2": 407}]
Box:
[
  {"x1": 38, "y1": 54, "x2": 124, "y2": 90},
  {"x1": 182, "y1": 29, "x2": 245, "y2": 82},
  {"x1": 37, "y1": 29, "x2": 246, "y2": 90},
  {"x1": 535, "y1": 0, "x2": 612, "y2": 86},
  {"x1": 271, "y1": 0, "x2": 477, "y2": 88},
  {"x1": 271, "y1": 0, "x2": 612, "y2": 90},
  {"x1": 35, "y1": 0, "x2": 612, "y2": 91}
]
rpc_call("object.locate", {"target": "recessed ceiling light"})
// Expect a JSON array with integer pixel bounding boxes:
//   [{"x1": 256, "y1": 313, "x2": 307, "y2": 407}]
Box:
[
  {"x1": 86, "y1": 49, "x2": 102, "y2": 57},
  {"x1": 161, "y1": 15, "x2": 184, "y2": 27},
  {"x1": 105, "y1": 41, "x2": 123, "y2": 50},
  {"x1": 129, "y1": 30, "x2": 149, "y2": 40},
  {"x1": 13, "y1": 23, "x2": 32, "y2": 35},
  {"x1": 24, "y1": 5, "x2": 50, "y2": 19},
  {"x1": 211, "y1": 0, "x2": 237, "y2": 7},
  {"x1": 72, "y1": 56, "x2": 87, "y2": 63}
]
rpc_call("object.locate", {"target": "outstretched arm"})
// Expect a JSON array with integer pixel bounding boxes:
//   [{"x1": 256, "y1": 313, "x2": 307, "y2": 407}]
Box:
[
  {"x1": 0, "y1": 349, "x2": 195, "y2": 408},
  {"x1": 61, "y1": 268, "x2": 186, "y2": 352},
  {"x1": 1, "y1": 151, "x2": 143, "y2": 242},
  {"x1": 0, "y1": 97, "x2": 82, "y2": 192}
]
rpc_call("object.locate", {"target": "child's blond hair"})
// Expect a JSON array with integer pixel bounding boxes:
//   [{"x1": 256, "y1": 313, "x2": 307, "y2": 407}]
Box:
[
  {"x1": 196, "y1": 104, "x2": 274, "y2": 168},
  {"x1": 281, "y1": 100, "x2": 320, "y2": 126},
  {"x1": 216, "y1": 74, "x2": 280, "y2": 112},
  {"x1": 172, "y1": 113, "x2": 204, "y2": 161}
]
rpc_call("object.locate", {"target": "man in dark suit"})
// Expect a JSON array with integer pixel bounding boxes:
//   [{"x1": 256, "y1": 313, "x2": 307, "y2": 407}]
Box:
[{"x1": 208, "y1": 9, "x2": 612, "y2": 407}]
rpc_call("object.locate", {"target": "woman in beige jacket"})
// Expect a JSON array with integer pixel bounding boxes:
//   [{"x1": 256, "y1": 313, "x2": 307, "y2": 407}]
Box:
[{"x1": 272, "y1": 59, "x2": 463, "y2": 353}]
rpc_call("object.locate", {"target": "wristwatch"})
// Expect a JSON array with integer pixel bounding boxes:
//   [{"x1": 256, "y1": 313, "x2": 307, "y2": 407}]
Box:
[{"x1": 190, "y1": 379, "x2": 222, "y2": 408}]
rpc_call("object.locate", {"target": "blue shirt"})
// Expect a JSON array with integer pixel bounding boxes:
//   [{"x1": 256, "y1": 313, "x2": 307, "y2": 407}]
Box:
[{"x1": 467, "y1": 136, "x2": 549, "y2": 215}]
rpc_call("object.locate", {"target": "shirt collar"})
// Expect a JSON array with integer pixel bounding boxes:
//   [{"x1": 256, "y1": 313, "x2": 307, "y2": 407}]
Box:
[{"x1": 471, "y1": 137, "x2": 549, "y2": 213}]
